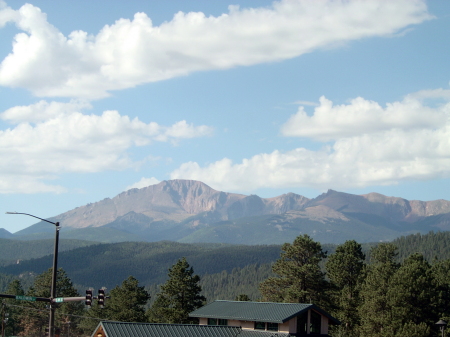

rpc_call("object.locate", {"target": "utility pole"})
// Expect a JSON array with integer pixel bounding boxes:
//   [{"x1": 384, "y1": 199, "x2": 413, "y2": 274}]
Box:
[
  {"x1": 6, "y1": 212, "x2": 59, "y2": 337},
  {"x1": 1, "y1": 302, "x2": 7, "y2": 337}
]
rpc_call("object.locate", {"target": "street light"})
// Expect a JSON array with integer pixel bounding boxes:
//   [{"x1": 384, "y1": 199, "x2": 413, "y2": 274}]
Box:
[
  {"x1": 6, "y1": 212, "x2": 60, "y2": 337},
  {"x1": 436, "y1": 319, "x2": 448, "y2": 337}
]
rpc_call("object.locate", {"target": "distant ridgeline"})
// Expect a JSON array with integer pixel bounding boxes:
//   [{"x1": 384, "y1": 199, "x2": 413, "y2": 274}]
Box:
[{"x1": 5, "y1": 180, "x2": 450, "y2": 245}]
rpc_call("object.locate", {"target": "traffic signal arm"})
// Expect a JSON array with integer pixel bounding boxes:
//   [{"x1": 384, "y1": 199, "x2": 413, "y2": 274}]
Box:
[
  {"x1": 52, "y1": 296, "x2": 86, "y2": 303},
  {"x1": 0, "y1": 294, "x2": 50, "y2": 302}
]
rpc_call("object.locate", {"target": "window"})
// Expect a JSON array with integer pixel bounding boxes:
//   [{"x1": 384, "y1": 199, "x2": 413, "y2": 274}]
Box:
[
  {"x1": 254, "y1": 322, "x2": 266, "y2": 330},
  {"x1": 310, "y1": 310, "x2": 322, "y2": 334},
  {"x1": 218, "y1": 319, "x2": 228, "y2": 326},
  {"x1": 254, "y1": 322, "x2": 278, "y2": 331},
  {"x1": 207, "y1": 318, "x2": 217, "y2": 325},
  {"x1": 297, "y1": 312, "x2": 308, "y2": 335},
  {"x1": 267, "y1": 323, "x2": 278, "y2": 331},
  {"x1": 208, "y1": 318, "x2": 227, "y2": 326}
]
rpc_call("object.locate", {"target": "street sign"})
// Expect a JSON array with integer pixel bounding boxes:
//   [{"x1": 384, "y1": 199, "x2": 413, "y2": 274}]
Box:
[
  {"x1": 15, "y1": 295, "x2": 36, "y2": 301},
  {"x1": 54, "y1": 298, "x2": 64, "y2": 303}
]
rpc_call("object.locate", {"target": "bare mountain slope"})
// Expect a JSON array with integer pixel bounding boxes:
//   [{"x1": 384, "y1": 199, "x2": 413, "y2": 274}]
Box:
[
  {"x1": 55, "y1": 180, "x2": 247, "y2": 229},
  {"x1": 11, "y1": 181, "x2": 450, "y2": 244},
  {"x1": 307, "y1": 189, "x2": 450, "y2": 223}
]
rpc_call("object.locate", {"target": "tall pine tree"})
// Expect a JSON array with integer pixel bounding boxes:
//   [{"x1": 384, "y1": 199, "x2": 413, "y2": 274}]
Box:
[
  {"x1": 387, "y1": 253, "x2": 435, "y2": 336},
  {"x1": 147, "y1": 257, "x2": 206, "y2": 324},
  {"x1": 326, "y1": 240, "x2": 365, "y2": 336},
  {"x1": 358, "y1": 243, "x2": 399, "y2": 337},
  {"x1": 259, "y1": 234, "x2": 328, "y2": 305},
  {"x1": 4, "y1": 279, "x2": 25, "y2": 337},
  {"x1": 19, "y1": 268, "x2": 83, "y2": 337},
  {"x1": 79, "y1": 276, "x2": 150, "y2": 334}
]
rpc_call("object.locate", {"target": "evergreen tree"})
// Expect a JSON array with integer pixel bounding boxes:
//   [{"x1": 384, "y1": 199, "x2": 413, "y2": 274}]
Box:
[
  {"x1": 147, "y1": 257, "x2": 206, "y2": 324},
  {"x1": 259, "y1": 234, "x2": 328, "y2": 305},
  {"x1": 385, "y1": 253, "x2": 435, "y2": 336},
  {"x1": 358, "y1": 243, "x2": 399, "y2": 337},
  {"x1": 79, "y1": 276, "x2": 150, "y2": 334},
  {"x1": 432, "y1": 258, "x2": 450, "y2": 321},
  {"x1": 19, "y1": 268, "x2": 83, "y2": 337},
  {"x1": 107, "y1": 276, "x2": 150, "y2": 322},
  {"x1": 326, "y1": 240, "x2": 365, "y2": 336},
  {"x1": 4, "y1": 279, "x2": 25, "y2": 337},
  {"x1": 390, "y1": 254, "x2": 434, "y2": 321}
]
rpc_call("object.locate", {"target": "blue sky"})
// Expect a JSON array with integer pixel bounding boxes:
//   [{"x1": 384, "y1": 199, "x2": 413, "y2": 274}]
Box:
[{"x1": 1, "y1": 0, "x2": 450, "y2": 232}]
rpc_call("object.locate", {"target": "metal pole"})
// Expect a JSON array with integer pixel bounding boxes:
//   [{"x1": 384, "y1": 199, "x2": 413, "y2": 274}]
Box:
[
  {"x1": 1, "y1": 301, "x2": 5, "y2": 337},
  {"x1": 5, "y1": 213, "x2": 60, "y2": 337},
  {"x1": 49, "y1": 222, "x2": 60, "y2": 337}
]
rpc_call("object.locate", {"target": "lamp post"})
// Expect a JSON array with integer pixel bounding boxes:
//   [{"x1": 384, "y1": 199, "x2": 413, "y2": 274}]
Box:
[
  {"x1": 6, "y1": 212, "x2": 60, "y2": 337},
  {"x1": 436, "y1": 319, "x2": 448, "y2": 337}
]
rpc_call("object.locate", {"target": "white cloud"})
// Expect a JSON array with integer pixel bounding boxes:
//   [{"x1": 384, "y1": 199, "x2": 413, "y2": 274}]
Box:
[
  {"x1": 281, "y1": 96, "x2": 445, "y2": 141},
  {"x1": 0, "y1": 0, "x2": 432, "y2": 99},
  {"x1": 171, "y1": 93, "x2": 450, "y2": 191},
  {"x1": 407, "y1": 88, "x2": 450, "y2": 101},
  {"x1": 0, "y1": 174, "x2": 66, "y2": 194},
  {"x1": 1, "y1": 99, "x2": 91, "y2": 123},
  {"x1": 126, "y1": 177, "x2": 160, "y2": 191},
  {"x1": 0, "y1": 101, "x2": 212, "y2": 193}
]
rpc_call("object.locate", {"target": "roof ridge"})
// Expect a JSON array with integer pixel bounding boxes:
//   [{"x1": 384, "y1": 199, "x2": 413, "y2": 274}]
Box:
[
  {"x1": 214, "y1": 300, "x2": 313, "y2": 305},
  {"x1": 102, "y1": 321, "x2": 240, "y2": 328}
]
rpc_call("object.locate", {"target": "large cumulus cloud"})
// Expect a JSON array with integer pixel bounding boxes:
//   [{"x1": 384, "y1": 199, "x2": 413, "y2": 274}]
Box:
[
  {"x1": 171, "y1": 92, "x2": 450, "y2": 191},
  {"x1": 0, "y1": 0, "x2": 432, "y2": 99}
]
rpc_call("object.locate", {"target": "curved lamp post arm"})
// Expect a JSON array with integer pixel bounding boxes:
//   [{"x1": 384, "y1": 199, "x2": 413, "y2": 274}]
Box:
[{"x1": 5, "y1": 212, "x2": 59, "y2": 227}]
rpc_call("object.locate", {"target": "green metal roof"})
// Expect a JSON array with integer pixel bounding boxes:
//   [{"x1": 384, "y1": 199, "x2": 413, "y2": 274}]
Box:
[
  {"x1": 95, "y1": 321, "x2": 241, "y2": 337},
  {"x1": 189, "y1": 301, "x2": 313, "y2": 323},
  {"x1": 189, "y1": 301, "x2": 340, "y2": 325},
  {"x1": 93, "y1": 321, "x2": 293, "y2": 337}
]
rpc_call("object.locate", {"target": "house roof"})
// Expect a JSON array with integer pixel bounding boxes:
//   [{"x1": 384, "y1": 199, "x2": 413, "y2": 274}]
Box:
[
  {"x1": 92, "y1": 321, "x2": 292, "y2": 337},
  {"x1": 189, "y1": 300, "x2": 340, "y2": 325}
]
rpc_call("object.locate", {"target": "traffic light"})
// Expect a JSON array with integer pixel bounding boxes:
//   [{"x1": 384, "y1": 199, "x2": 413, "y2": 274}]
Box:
[
  {"x1": 85, "y1": 288, "x2": 93, "y2": 307},
  {"x1": 98, "y1": 288, "x2": 106, "y2": 308}
]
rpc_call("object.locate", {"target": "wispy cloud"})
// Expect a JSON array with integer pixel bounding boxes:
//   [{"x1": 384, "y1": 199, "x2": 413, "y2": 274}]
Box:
[{"x1": 125, "y1": 177, "x2": 160, "y2": 191}]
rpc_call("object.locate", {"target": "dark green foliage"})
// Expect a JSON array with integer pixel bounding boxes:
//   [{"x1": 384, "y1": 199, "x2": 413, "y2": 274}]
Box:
[
  {"x1": 107, "y1": 276, "x2": 150, "y2": 322},
  {"x1": 2, "y1": 231, "x2": 450, "y2": 337},
  {"x1": 0, "y1": 238, "x2": 98, "y2": 266},
  {"x1": 148, "y1": 258, "x2": 205, "y2": 324},
  {"x1": 393, "y1": 231, "x2": 450, "y2": 262},
  {"x1": 0, "y1": 241, "x2": 281, "y2": 291},
  {"x1": 259, "y1": 234, "x2": 328, "y2": 305},
  {"x1": 0, "y1": 273, "x2": 20, "y2": 292},
  {"x1": 19, "y1": 268, "x2": 84, "y2": 337},
  {"x1": 326, "y1": 240, "x2": 365, "y2": 336},
  {"x1": 387, "y1": 254, "x2": 435, "y2": 330},
  {"x1": 3, "y1": 279, "x2": 25, "y2": 336},
  {"x1": 432, "y1": 259, "x2": 450, "y2": 320},
  {"x1": 358, "y1": 243, "x2": 399, "y2": 337},
  {"x1": 200, "y1": 263, "x2": 273, "y2": 302},
  {"x1": 79, "y1": 276, "x2": 150, "y2": 334}
]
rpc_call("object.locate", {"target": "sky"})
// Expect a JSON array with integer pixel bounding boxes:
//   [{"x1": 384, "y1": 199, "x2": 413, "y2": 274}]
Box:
[{"x1": 1, "y1": 0, "x2": 450, "y2": 233}]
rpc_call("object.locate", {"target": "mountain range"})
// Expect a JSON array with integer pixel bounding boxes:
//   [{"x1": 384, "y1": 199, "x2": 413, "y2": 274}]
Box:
[{"x1": 4, "y1": 179, "x2": 450, "y2": 244}]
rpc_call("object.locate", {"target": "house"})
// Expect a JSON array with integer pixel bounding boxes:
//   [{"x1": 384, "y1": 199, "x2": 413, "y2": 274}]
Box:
[
  {"x1": 189, "y1": 300, "x2": 340, "y2": 335},
  {"x1": 91, "y1": 301, "x2": 339, "y2": 337}
]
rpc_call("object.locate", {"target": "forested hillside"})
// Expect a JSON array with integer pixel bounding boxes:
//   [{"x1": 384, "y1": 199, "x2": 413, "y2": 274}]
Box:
[
  {"x1": 392, "y1": 231, "x2": 450, "y2": 261},
  {"x1": 0, "y1": 238, "x2": 98, "y2": 265},
  {"x1": 0, "y1": 231, "x2": 449, "y2": 301},
  {"x1": 0, "y1": 241, "x2": 281, "y2": 291},
  {"x1": 1, "y1": 231, "x2": 450, "y2": 336}
]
